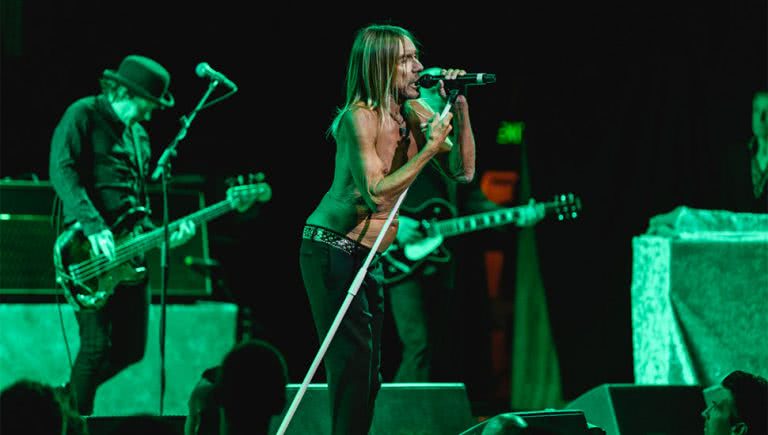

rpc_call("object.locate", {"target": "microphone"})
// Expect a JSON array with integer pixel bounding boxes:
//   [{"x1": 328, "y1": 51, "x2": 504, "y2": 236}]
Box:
[
  {"x1": 417, "y1": 73, "x2": 496, "y2": 88},
  {"x1": 195, "y1": 62, "x2": 238, "y2": 90}
]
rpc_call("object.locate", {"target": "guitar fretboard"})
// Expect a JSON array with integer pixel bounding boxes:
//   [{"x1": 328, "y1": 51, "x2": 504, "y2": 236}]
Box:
[
  {"x1": 433, "y1": 200, "x2": 569, "y2": 237},
  {"x1": 116, "y1": 200, "x2": 233, "y2": 258},
  {"x1": 65, "y1": 182, "x2": 271, "y2": 285},
  {"x1": 435, "y1": 208, "x2": 523, "y2": 236}
]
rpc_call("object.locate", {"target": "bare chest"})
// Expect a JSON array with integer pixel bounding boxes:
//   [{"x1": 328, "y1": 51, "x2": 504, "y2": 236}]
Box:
[{"x1": 375, "y1": 124, "x2": 415, "y2": 175}]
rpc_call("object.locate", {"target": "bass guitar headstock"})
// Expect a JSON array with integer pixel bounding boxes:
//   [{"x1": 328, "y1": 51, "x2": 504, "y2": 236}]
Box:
[{"x1": 226, "y1": 172, "x2": 273, "y2": 212}]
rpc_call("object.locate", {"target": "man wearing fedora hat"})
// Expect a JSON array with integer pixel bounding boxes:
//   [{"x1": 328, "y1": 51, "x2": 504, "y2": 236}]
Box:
[{"x1": 49, "y1": 54, "x2": 195, "y2": 415}]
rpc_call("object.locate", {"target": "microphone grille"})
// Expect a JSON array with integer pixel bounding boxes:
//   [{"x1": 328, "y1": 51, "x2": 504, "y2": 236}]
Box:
[
  {"x1": 417, "y1": 74, "x2": 439, "y2": 88},
  {"x1": 195, "y1": 62, "x2": 209, "y2": 77}
]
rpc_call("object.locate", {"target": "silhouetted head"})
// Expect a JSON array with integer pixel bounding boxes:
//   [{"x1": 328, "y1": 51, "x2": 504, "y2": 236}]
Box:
[
  {"x1": 218, "y1": 339, "x2": 289, "y2": 434},
  {"x1": 1, "y1": 379, "x2": 65, "y2": 435},
  {"x1": 702, "y1": 370, "x2": 768, "y2": 435}
]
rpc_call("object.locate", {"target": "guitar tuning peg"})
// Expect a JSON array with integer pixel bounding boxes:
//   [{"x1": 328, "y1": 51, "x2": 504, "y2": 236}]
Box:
[
  {"x1": 249, "y1": 172, "x2": 265, "y2": 183},
  {"x1": 237, "y1": 174, "x2": 245, "y2": 185},
  {"x1": 225, "y1": 177, "x2": 236, "y2": 188}
]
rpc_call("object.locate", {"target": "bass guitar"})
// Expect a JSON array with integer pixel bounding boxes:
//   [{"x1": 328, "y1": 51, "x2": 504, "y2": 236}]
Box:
[{"x1": 53, "y1": 174, "x2": 272, "y2": 309}]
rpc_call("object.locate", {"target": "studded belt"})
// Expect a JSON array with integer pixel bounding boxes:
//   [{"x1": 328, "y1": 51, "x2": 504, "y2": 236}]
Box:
[{"x1": 302, "y1": 225, "x2": 380, "y2": 260}]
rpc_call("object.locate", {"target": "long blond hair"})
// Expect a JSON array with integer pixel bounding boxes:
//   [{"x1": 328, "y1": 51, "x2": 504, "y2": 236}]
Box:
[{"x1": 328, "y1": 24, "x2": 419, "y2": 138}]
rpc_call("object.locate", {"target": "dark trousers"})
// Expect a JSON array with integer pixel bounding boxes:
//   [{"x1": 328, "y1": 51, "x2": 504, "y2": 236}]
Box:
[
  {"x1": 388, "y1": 268, "x2": 460, "y2": 383},
  {"x1": 388, "y1": 277, "x2": 431, "y2": 382},
  {"x1": 300, "y1": 238, "x2": 384, "y2": 435},
  {"x1": 70, "y1": 281, "x2": 149, "y2": 415}
]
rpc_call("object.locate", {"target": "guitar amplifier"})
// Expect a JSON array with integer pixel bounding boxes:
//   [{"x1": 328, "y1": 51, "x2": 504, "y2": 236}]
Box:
[{"x1": 0, "y1": 180, "x2": 212, "y2": 299}]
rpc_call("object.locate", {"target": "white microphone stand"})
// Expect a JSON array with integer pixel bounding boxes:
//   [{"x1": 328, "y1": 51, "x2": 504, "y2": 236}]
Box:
[{"x1": 276, "y1": 186, "x2": 408, "y2": 435}]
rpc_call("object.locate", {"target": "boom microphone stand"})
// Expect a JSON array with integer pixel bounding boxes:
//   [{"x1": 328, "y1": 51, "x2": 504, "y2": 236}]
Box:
[{"x1": 150, "y1": 76, "x2": 236, "y2": 414}]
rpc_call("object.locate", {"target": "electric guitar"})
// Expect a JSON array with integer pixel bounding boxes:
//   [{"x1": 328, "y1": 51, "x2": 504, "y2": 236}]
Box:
[
  {"x1": 53, "y1": 174, "x2": 272, "y2": 310},
  {"x1": 381, "y1": 193, "x2": 582, "y2": 285}
]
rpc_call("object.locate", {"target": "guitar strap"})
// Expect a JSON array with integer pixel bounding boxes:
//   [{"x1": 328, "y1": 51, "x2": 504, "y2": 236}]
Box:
[
  {"x1": 447, "y1": 176, "x2": 458, "y2": 211},
  {"x1": 126, "y1": 124, "x2": 151, "y2": 216}
]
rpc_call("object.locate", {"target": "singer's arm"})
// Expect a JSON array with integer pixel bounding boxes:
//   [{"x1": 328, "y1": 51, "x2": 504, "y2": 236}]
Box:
[
  {"x1": 406, "y1": 94, "x2": 476, "y2": 183},
  {"x1": 339, "y1": 104, "x2": 453, "y2": 211}
]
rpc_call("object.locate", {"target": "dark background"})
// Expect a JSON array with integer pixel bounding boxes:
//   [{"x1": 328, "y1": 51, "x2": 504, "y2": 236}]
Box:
[{"x1": 2, "y1": 0, "x2": 765, "y2": 410}]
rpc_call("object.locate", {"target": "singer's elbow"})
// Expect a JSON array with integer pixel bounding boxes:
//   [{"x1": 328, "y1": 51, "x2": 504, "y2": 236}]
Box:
[
  {"x1": 458, "y1": 171, "x2": 476, "y2": 184},
  {"x1": 449, "y1": 169, "x2": 474, "y2": 185}
]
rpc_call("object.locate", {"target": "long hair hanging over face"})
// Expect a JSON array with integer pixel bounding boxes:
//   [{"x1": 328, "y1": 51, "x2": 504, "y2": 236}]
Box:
[{"x1": 329, "y1": 24, "x2": 419, "y2": 138}]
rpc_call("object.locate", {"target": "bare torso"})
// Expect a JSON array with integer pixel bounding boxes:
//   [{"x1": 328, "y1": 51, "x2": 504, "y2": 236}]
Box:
[{"x1": 306, "y1": 105, "x2": 418, "y2": 252}]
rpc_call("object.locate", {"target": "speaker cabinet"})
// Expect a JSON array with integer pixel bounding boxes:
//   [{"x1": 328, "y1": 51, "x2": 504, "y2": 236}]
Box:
[
  {"x1": 460, "y1": 410, "x2": 593, "y2": 435},
  {"x1": 0, "y1": 180, "x2": 211, "y2": 298},
  {"x1": 144, "y1": 185, "x2": 212, "y2": 298},
  {"x1": 0, "y1": 215, "x2": 58, "y2": 291},
  {"x1": 566, "y1": 384, "x2": 705, "y2": 435},
  {"x1": 270, "y1": 382, "x2": 476, "y2": 435}
]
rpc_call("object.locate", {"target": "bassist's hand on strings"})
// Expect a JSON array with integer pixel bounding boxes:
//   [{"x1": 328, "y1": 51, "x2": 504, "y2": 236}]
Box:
[
  {"x1": 87, "y1": 229, "x2": 116, "y2": 262},
  {"x1": 170, "y1": 220, "x2": 196, "y2": 249}
]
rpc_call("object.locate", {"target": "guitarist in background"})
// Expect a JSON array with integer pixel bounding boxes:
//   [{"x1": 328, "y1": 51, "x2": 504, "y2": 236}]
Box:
[
  {"x1": 386, "y1": 68, "x2": 545, "y2": 390},
  {"x1": 49, "y1": 54, "x2": 195, "y2": 416}
]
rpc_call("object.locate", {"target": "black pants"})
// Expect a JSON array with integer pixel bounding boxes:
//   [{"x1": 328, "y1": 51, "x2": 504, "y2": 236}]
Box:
[
  {"x1": 300, "y1": 236, "x2": 384, "y2": 435},
  {"x1": 70, "y1": 281, "x2": 149, "y2": 415},
  {"x1": 388, "y1": 265, "x2": 461, "y2": 383},
  {"x1": 388, "y1": 276, "x2": 432, "y2": 382}
]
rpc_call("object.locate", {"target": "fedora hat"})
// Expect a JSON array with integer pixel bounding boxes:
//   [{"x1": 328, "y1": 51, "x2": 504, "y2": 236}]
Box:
[{"x1": 102, "y1": 55, "x2": 174, "y2": 108}]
